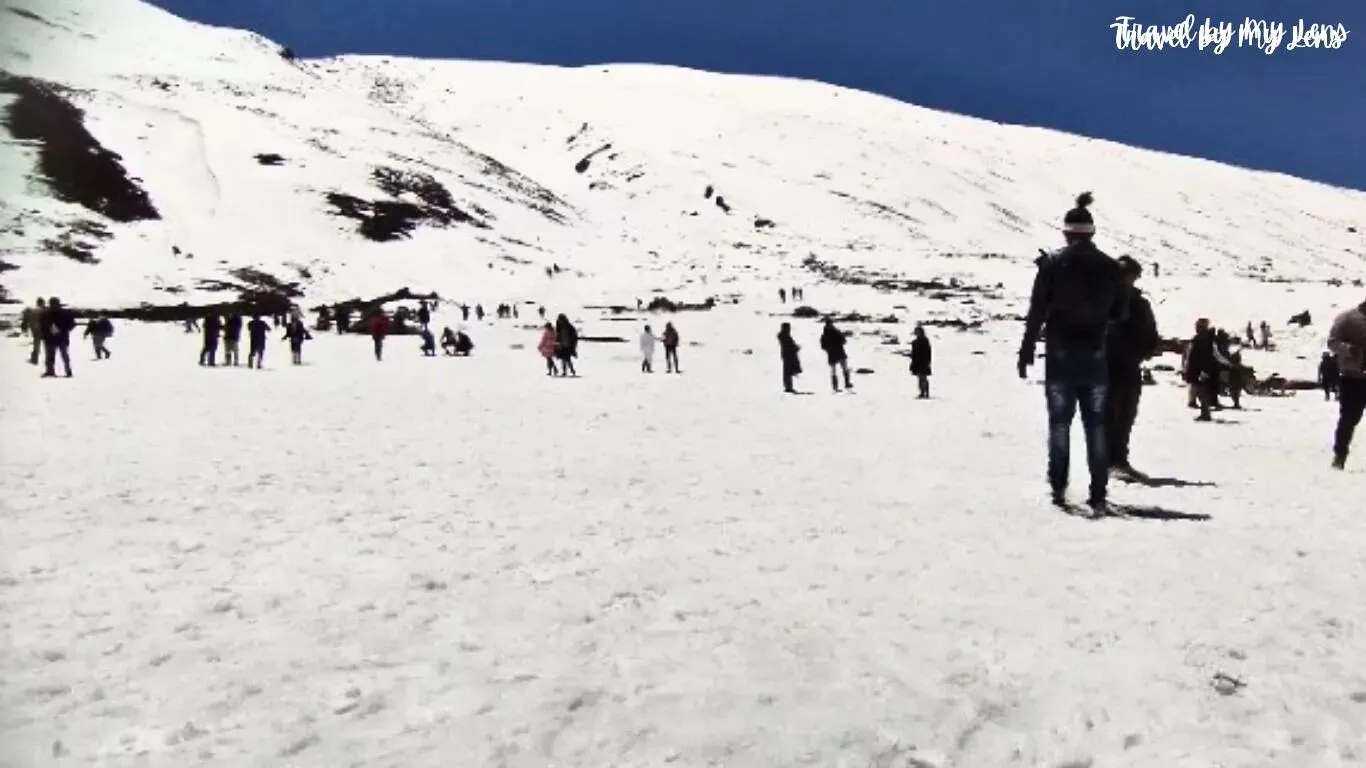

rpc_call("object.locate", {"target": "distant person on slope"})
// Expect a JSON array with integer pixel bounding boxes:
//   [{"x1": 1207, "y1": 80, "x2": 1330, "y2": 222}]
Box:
[
  {"x1": 84, "y1": 315, "x2": 114, "y2": 360},
  {"x1": 538, "y1": 323, "x2": 558, "y2": 375},
  {"x1": 1103, "y1": 256, "x2": 1159, "y2": 475},
  {"x1": 554, "y1": 314, "x2": 579, "y2": 376},
  {"x1": 22, "y1": 297, "x2": 46, "y2": 365},
  {"x1": 1327, "y1": 298, "x2": 1366, "y2": 469},
  {"x1": 779, "y1": 288, "x2": 787, "y2": 304},
  {"x1": 819, "y1": 318, "x2": 854, "y2": 392},
  {"x1": 223, "y1": 313, "x2": 244, "y2": 366},
  {"x1": 40, "y1": 297, "x2": 77, "y2": 378},
  {"x1": 1319, "y1": 351, "x2": 1340, "y2": 402},
  {"x1": 199, "y1": 315, "x2": 222, "y2": 367},
  {"x1": 778, "y1": 322, "x2": 802, "y2": 394},
  {"x1": 909, "y1": 325, "x2": 933, "y2": 399},
  {"x1": 640, "y1": 324, "x2": 658, "y2": 373},
  {"x1": 369, "y1": 310, "x2": 390, "y2": 362},
  {"x1": 419, "y1": 327, "x2": 437, "y2": 357},
  {"x1": 662, "y1": 322, "x2": 681, "y2": 373},
  {"x1": 246, "y1": 315, "x2": 270, "y2": 368},
  {"x1": 1018, "y1": 192, "x2": 1127, "y2": 512},
  {"x1": 418, "y1": 300, "x2": 431, "y2": 332}
]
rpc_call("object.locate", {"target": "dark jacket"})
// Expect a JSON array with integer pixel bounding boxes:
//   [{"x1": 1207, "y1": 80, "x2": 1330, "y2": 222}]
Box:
[
  {"x1": 1106, "y1": 287, "x2": 1159, "y2": 382},
  {"x1": 283, "y1": 320, "x2": 312, "y2": 346},
  {"x1": 1021, "y1": 242, "x2": 1126, "y2": 384},
  {"x1": 203, "y1": 315, "x2": 223, "y2": 338},
  {"x1": 223, "y1": 315, "x2": 244, "y2": 342},
  {"x1": 44, "y1": 306, "x2": 77, "y2": 345},
  {"x1": 1184, "y1": 329, "x2": 1225, "y2": 382},
  {"x1": 555, "y1": 319, "x2": 578, "y2": 358},
  {"x1": 819, "y1": 324, "x2": 848, "y2": 363},
  {"x1": 1320, "y1": 356, "x2": 1341, "y2": 384},
  {"x1": 778, "y1": 330, "x2": 802, "y2": 375},
  {"x1": 909, "y1": 336, "x2": 932, "y2": 376},
  {"x1": 247, "y1": 318, "x2": 270, "y2": 346}
]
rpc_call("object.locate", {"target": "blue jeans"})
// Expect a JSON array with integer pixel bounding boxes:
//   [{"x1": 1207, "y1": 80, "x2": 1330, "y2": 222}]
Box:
[{"x1": 1046, "y1": 382, "x2": 1110, "y2": 497}]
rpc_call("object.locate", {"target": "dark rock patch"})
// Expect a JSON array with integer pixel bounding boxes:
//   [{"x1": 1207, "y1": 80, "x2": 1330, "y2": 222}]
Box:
[
  {"x1": 67, "y1": 296, "x2": 293, "y2": 324},
  {"x1": 580, "y1": 335, "x2": 627, "y2": 343},
  {"x1": 0, "y1": 259, "x2": 18, "y2": 273},
  {"x1": 715, "y1": 196, "x2": 731, "y2": 214},
  {"x1": 467, "y1": 150, "x2": 570, "y2": 225},
  {"x1": 574, "y1": 143, "x2": 612, "y2": 174},
  {"x1": 319, "y1": 287, "x2": 441, "y2": 334},
  {"x1": 254, "y1": 153, "x2": 285, "y2": 166},
  {"x1": 704, "y1": 185, "x2": 714, "y2": 199},
  {"x1": 326, "y1": 166, "x2": 489, "y2": 242},
  {"x1": 280, "y1": 46, "x2": 297, "y2": 62},
  {"x1": 40, "y1": 219, "x2": 112, "y2": 264},
  {"x1": 754, "y1": 217, "x2": 775, "y2": 229},
  {"x1": 0, "y1": 73, "x2": 161, "y2": 223},
  {"x1": 802, "y1": 255, "x2": 1000, "y2": 301},
  {"x1": 195, "y1": 267, "x2": 304, "y2": 302}
]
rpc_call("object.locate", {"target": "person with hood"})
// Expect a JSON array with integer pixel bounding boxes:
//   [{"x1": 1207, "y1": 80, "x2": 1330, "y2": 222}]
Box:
[
  {"x1": 282, "y1": 315, "x2": 312, "y2": 365},
  {"x1": 909, "y1": 325, "x2": 933, "y2": 398},
  {"x1": 441, "y1": 327, "x2": 459, "y2": 356},
  {"x1": 1319, "y1": 351, "x2": 1341, "y2": 402},
  {"x1": 538, "y1": 323, "x2": 559, "y2": 375},
  {"x1": 246, "y1": 315, "x2": 270, "y2": 368},
  {"x1": 199, "y1": 314, "x2": 222, "y2": 366},
  {"x1": 419, "y1": 327, "x2": 437, "y2": 356},
  {"x1": 22, "y1": 297, "x2": 46, "y2": 365},
  {"x1": 778, "y1": 322, "x2": 802, "y2": 394},
  {"x1": 1103, "y1": 255, "x2": 1159, "y2": 474},
  {"x1": 417, "y1": 300, "x2": 431, "y2": 332},
  {"x1": 819, "y1": 318, "x2": 854, "y2": 392},
  {"x1": 369, "y1": 310, "x2": 390, "y2": 361},
  {"x1": 1018, "y1": 192, "x2": 1127, "y2": 512},
  {"x1": 554, "y1": 314, "x2": 578, "y2": 376},
  {"x1": 662, "y1": 322, "x2": 681, "y2": 373},
  {"x1": 84, "y1": 315, "x2": 114, "y2": 360},
  {"x1": 1327, "y1": 298, "x2": 1366, "y2": 469},
  {"x1": 223, "y1": 313, "x2": 244, "y2": 366},
  {"x1": 640, "y1": 324, "x2": 658, "y2": 373},
  {"x1": 41, "y1": 297, "x2": 77, "y2": 378},
  {"x1": 1185, "y1": 318, "x2": 1230, "y2": 422}
]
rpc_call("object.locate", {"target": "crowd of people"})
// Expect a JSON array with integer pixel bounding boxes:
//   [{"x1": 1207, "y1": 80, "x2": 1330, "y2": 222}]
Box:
[
  {"x1": 15, "y1": 200, "x2": 1364, "y2": 507},
  {"x1": 1018, "y1": 192, "x2": 1365, "y2": 515}
]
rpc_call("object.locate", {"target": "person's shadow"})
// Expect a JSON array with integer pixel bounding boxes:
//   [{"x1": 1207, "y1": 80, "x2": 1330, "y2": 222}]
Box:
[
  {"x1": 1118, "y1": 471, "x2": 1217, "y2": 489},
  {"x1": 1111, "y1": 504, "x2": 1211, "y2": 522}
]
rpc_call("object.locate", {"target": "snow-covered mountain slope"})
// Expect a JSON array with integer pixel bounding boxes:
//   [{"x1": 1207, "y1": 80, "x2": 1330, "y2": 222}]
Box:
[{"x1": 2, "y1": 0, "x2": 1363, "y2": 320}]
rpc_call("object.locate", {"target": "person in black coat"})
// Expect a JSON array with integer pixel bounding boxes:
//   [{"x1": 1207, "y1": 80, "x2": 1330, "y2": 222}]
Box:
[
  {"x1": 41, "y1": 296, "x2": 77, "y2": 378},
  {"x1": 1320, "y1": 351, "x2": 1341, "y2": 401},
  {"x1": 246, "y1": 315, "x2": 270, "y2": 368},
  {"x1": 909, "y1": 325, "x2": 933, "y2": 398},
  {"x1": 1103, "y1": 256, "x2": 1159, "y2": 472},
  {"x1": 200, "y1": 315, "x2": 222, "y2": 366},
  {"x1": 819, "y1": 319, "x2": 854, "y2": 392},
  {"x1": 554, "y1": 314, "x2": 578, "y2": 376},
  {"x1": 83, "y1": 316, "x2": 114, "y2": 360},
  {"x1": 778, "y1": 322, "x2": 802, "y2": 393},
  {"x1": 1184, "y1": 318, "x2": 1229, "y2": 422}
]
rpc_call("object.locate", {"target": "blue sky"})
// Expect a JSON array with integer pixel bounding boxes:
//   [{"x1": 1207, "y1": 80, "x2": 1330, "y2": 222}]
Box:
[{"x1": 149, "y1": 0, "x2": 1365, "y2": 190}]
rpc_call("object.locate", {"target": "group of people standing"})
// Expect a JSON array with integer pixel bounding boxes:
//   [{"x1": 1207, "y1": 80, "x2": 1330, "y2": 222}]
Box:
[
  {"x1": 1019, "y1": 192, "x2": 1364, "y2": 515},
  {"x1": 775, "y1": 318, "x2": 934, "y2": 396}
]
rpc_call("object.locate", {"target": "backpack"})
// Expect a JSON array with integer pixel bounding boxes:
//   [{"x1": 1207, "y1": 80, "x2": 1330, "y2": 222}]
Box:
[{"x1": 1043, "y1": 246, "x2": 1121, "y2": 346}]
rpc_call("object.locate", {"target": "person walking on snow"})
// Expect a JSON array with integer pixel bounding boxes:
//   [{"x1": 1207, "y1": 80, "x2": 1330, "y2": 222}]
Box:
[
  {"x1": 419, "y1": 327, "x2": 437, "y2": 356},
  {"x1": 369, "y1": 310, "x2": 390, "y2": 361},
  {"x1": 1018, "y1": 192, "x2": 1127, "y2": 512},
  {"x1": 223, "y1": 313, "x2": 244, "y2": 366},
  {"x1": 909, "y1": 325, "x2": 933, "y2": 398},
  {"x1": 246, "y1": 315, "x2": 269, "y2": 368},
  {"x1": 1327, "y1": 298, "x2": 1366, "y2": 469},
  {"x1": 778, "y1": 322, "x2": 802, "y2": 394},
  {"x1": 1184, "y1": 318, "x2": 1230, "y2": 422},
  {"x1": 417, "y1": 300, "x2": 431, "y2": 332},
  {"x1": 662, "y1": 322, "x2": 681, "y2": 373},
  {"x1": 554, "y1": 314, "x2": 579, "y2": 376},
  {"x1": 819, "y1": 318, "x2": 854, "y2": 392},
  {"x1": 199, "y1": 315, "x2": 222, "y2": 366},
  {"x1": 21, "y1": 298, "x2": 45, "y2": 365},
  {"x1": 282, "y1": 316, "x2": 312, "y2": 365},
  {"x1": 1103, "y1": 256, "x2": 1159, "y2": 475},
  {"x1": 1319, "y1": 351, "x2": 1341, "y2": 402},
  {"x1": 40, "y1": 297, "x2": 77, "y2": 378},
  {"x1": 640, "y1": 324, "x2": 658, "y2": 373},
  {"x1": 537, "y1": 323, "x2": 559, "y2": 375},
  {"x1": 84, "y1": 315, "x2": 114, "y2": 360}
]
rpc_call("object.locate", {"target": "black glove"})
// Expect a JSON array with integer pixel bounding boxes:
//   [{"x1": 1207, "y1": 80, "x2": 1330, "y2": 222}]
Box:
[{"x1": 1017, "y1": 348, "x2": 1034, "y2": 379}]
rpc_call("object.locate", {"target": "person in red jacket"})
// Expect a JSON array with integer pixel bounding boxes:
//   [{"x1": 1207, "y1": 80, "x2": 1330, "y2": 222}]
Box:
[{"x1": 369, "y1": 310, "x2": 390, "y2": 361}]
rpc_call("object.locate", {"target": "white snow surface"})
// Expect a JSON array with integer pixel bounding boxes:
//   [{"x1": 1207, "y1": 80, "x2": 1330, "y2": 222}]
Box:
[{"x1": 2, "y1": 0, "x2": 1366, "y2": 765}]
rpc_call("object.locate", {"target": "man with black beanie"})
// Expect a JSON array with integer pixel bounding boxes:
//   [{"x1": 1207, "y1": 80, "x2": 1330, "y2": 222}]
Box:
[
  {"x1": 1019, "y1": 192, "x2": 1127, "y2": 513},
  {"x1": 1105, "y1": 256, "x2": 1159, "y2": 475}
]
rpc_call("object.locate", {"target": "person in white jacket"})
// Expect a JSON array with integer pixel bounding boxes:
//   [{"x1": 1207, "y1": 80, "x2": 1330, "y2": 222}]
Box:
[{"x1": 640, "y1": 324, "x2": 658, "y2": 373}]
